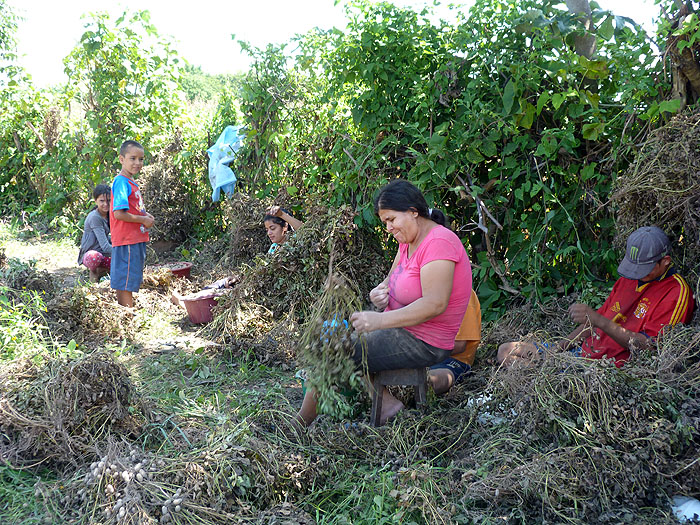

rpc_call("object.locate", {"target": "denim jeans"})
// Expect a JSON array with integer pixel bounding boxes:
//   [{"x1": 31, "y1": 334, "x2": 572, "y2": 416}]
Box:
[{"x1": 352, "y1": 328, "x2": 451, "y2": 373}]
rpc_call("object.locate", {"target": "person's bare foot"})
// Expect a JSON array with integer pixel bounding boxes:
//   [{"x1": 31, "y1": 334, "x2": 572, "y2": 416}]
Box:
[
  {"x1": 291, "y1": 413, "x2": 306, "y2": 432},
  {"x1": 116, "y1": 290, "x2": 134, "y2": 307},
  {"x1": 428, "y1": 369, "x2": 455, "y2": 395},
  {"x1": 89, "y1": 267, "x2": 108, "y2": 283},
  {"x1": 379, "y1": 390, "x2": 404, "y2": 425}
]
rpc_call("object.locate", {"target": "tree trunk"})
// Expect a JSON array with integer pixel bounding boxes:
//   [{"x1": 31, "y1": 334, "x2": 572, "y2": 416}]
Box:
[
  {"x1": 668, "y1": 3, "x2": 700, "y2": 105},
  {"x1": 564, "y1": 0, "x2": 597, "y2": 59},
  {"x1": 676, "y1": 44, "x2": 700, "y2": 94}
]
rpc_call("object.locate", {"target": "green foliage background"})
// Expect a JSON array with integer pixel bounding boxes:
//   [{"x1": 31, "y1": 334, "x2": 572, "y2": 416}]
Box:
[
  {"x1": 231, "y1": 0, "x2": 672, "y2": 316},
  {"x1": 0, "y1": 0, "x2": 682, "y2": 317}
]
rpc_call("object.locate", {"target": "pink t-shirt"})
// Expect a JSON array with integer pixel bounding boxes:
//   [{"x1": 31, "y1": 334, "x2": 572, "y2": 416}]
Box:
[{"x1": 386, "y1": 225, "x2": 472, "y2": 349}]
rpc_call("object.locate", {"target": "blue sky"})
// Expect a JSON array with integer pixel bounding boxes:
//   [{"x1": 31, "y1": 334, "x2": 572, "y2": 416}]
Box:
[{"x1": 12, "y1": 0, "x2": 660, "y2": 88}]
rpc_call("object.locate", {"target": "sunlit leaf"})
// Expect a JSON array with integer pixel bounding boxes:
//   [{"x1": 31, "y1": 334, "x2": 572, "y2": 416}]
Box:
[
  {"x1": 582, "y1": 122, "x2": 605, "y2": 140},
  {"x1": 599, "y1": 15, "x2": 614, "y2": 41},
  {"x1": 659, "y1": 98, "x2": 681, "y2": 114},
  {"x1": 502, "y1": 79, "x2": 515, "y2": 115}
]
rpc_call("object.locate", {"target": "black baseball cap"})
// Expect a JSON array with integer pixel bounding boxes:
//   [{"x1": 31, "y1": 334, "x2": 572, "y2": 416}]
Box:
[{"x1": 617, "y1": 226, "x2": 670, "y2": 280}]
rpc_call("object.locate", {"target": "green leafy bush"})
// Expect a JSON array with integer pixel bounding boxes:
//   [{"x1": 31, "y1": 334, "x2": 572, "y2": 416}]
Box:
[
  {"x1": 232, "y1": 0, "x2": 667, "y2": 318},
  {"x1": 63, "y1": 10, "x2": 183, "y2": 180}
]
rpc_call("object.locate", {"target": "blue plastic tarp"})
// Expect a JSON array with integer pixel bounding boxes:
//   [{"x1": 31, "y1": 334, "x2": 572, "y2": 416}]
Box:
[{"x1": 207, "y1": 125, "x2": 244, "y2": 202}]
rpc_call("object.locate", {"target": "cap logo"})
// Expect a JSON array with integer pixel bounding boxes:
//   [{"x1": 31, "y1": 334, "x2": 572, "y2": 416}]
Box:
[{"x1": 630, "y1": 246, "x2": 639, "y2": 261}]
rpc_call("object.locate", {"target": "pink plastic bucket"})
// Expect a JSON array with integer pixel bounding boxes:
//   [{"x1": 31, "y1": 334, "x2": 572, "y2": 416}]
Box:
[{"x1": 182, "y1": 293, "x2": 218, "y2": 324}]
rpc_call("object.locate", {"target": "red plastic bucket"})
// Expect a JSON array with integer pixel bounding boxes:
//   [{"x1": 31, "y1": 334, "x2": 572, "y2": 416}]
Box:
[
  {"x1": 150, "y1": 262, "x2": 193, "y2": 278},
  {"x1": 170, "y1": 262, "x2": 193, "y2": 278},
  {"x1": 182, "y1": 292, "x2": 218, "y2": 324}
]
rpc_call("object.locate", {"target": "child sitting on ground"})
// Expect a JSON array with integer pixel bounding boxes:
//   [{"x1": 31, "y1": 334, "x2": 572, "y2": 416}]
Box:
[
  {"x1": 264, "y1": 206, "x2": 303, "y2": 254},
  {"x1": 172, "y1": 206, "x2": 303, "y2": 307},
  {"x1": 110, "y1": 140, "x2": 154, "y2": 307},
  {"x1": 427, "y1": 289, "x2": 481, "y2": 394},
  {"x1": 77, "y1": 184, "x2": 112, "y2": 283}
]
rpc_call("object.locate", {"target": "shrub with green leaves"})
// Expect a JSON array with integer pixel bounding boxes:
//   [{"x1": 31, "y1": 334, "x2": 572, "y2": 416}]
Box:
[
  {"x1": 63, "y1": 10, "x2": 183, "y2": 180},
  {"x1": 233, "y1": 0, "x2": 668, "y2": 318},
  {"x1": 0, "y1": 9, "x2": 187, "y2": 223}
]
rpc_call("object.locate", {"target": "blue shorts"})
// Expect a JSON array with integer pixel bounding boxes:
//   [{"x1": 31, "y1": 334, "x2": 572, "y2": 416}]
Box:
[
  {"x1": 534, "y1": 341, "x2": 582, "y2": 357},
  {"x1": 110, "y1": 243, "x2": 146, "y2": 292},
  {"x1": 430, "y1": 357, "x2": 472, "y2": 383}
]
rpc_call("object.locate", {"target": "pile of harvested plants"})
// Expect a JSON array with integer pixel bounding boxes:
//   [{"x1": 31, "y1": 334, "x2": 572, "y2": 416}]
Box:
[
  {"x1": 47, "y1": 278, "x2": 194, "y2": 343},
  {"x1": 0, "y1": 352, "x2": 147, "y2": 467},
  {"x1": 42, "y1": 434, "x2": 324, "y2": 524},
  {"x1": 0, "y1": 254, "x2": 55, "y2": 297},
  {"x1": 613, "y1": 109, "x2": 700, "y2": 278},
  {"x1": 140, "y1": 131, "x2": 195, "y2": 244},
  {"x1": 219, "y1": 193, "x2": 273, "y2": 268},
  {"x1": 205, "y1": 204, "x2": 388, "y2": 363}
]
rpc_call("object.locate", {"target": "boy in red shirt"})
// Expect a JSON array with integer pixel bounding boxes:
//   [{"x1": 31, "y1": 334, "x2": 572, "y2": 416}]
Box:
[
  {"x1": 109, "y1": 140, "x2": 155, "y2": 307},
  {"x1": 498, "y1": 226, "x2": 694, "y2": 367}
]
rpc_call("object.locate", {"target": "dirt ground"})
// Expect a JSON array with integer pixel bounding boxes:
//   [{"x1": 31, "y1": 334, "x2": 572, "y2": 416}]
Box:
[{"x1": 1, "y1": 226, "x2": 83, "y2": 287}]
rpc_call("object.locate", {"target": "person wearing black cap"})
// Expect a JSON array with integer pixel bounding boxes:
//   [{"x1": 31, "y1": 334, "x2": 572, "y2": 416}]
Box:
[{"x1": 497, "y1": 226, "x2": 695, "y2": 368}]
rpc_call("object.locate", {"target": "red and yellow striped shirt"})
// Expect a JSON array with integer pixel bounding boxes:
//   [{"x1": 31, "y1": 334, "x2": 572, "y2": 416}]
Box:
[{"x1": 582, "y1": 268, "x2": 694, "y2": 366}]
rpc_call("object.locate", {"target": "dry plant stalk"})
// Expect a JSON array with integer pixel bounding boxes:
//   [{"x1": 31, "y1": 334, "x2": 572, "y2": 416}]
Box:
[{"x1": 298, "y1": 273, "x2": 365, "y2": 418}]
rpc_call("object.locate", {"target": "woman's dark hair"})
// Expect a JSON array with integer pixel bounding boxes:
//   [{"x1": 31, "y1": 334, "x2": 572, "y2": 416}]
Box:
[
  {"x1": 93, "y1": 184, "x2": 111, "y2": 200},
  {"x1": 263, "y1": 208, "x2": 292, "y2": 230},
  {"x1": 374, "y1": 179, "x2": 447, "y2": 227}
]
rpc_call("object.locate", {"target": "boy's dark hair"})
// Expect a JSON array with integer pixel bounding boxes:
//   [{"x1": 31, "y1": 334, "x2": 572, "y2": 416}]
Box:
[
  {"x1": 120, "y1": 140, "x2": 144, "y2": 155},
  {"x1": 374, "y1": 179, "x2": 447, "y2": 227},
  {"x1": 93, "y1": 184, "x2": 111, "y2": 200},
  {"x1": 263, "y1": 208, "x2": 292, "y2": 230}
]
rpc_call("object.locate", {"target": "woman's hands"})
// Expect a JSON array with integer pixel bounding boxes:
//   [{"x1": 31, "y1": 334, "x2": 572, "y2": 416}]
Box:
[
  {"x1": 350, "y1": 311, "x2": 384, "y2": 333},
  {"x1": 369, "y1": 283, "x2": 389, "y2": 310},
  {"x1": 350, "y1": 279, "x2": 390, "y2": 334}
]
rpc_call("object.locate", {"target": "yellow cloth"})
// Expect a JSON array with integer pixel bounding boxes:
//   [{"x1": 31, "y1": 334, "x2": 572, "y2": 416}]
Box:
[{"x1": 451, "y1": 290, "x2": 481, "y2": 366}]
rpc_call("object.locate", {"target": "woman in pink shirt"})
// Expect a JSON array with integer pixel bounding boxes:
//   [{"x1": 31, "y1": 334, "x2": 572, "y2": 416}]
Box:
[{"x1": 297, "y1": 179, "x2": 472, "y2": 426}]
